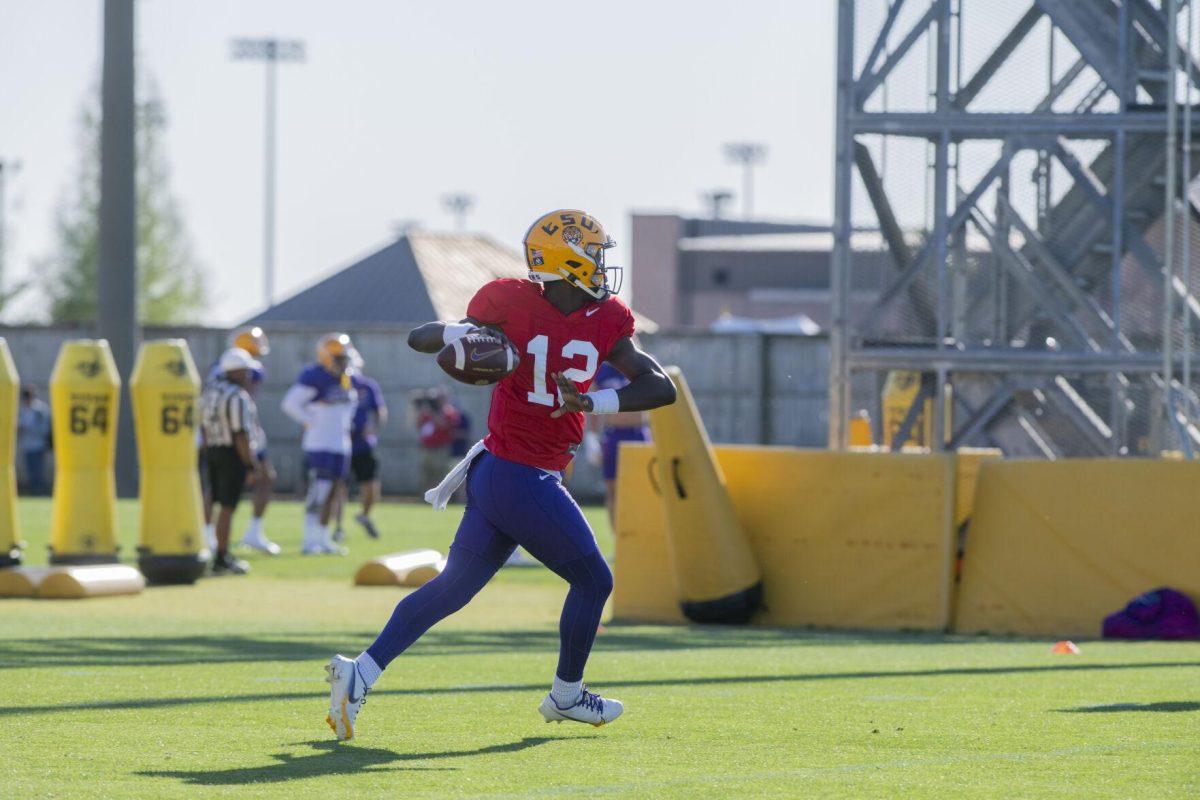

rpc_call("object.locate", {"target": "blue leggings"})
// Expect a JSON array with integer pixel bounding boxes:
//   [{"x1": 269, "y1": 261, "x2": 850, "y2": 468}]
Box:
[{"x1": 366, "y1": 452, "x2": 612, "y2": 682}]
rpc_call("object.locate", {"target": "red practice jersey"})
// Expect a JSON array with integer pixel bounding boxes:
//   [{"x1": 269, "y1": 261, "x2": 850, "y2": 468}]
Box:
[{"x1": 467, "y1": 279, "x2": 635, "y2": 471}]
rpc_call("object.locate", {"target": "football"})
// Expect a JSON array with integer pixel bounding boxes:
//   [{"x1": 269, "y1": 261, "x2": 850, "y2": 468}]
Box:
[{"x1": 436, "y1": 332, "x2": 520, "y2": 385}]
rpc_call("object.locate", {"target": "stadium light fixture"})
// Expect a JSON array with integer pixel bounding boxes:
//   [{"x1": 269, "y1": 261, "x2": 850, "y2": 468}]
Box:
[
  {"x1": 442, "y1": 193, "x2": 475, "y2": 231},
  {"x1": 701, "y1": 188, "x2": 734, "y2": 220},
  {"x1": 723, "y1": 142, "x2": 768, "y2": 219}
]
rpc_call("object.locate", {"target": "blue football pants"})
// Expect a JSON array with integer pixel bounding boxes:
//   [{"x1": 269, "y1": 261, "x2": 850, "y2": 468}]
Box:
[{"x1": 366, "y1": 452, "x2": 613, "y2": 682}]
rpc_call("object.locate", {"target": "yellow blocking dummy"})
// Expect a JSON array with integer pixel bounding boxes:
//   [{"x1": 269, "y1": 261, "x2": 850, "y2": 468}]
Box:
[
  {"x1": 954, "y1": 459, "x2": 1200, "y2": 637},
  {"x1": 355, "y1": 550, "x2": 445, "y2": 587},
  {"x1": 48, "y1": 340, "x2": 121, "y2": 564},
  {"x1": 0, "y1": 339, "x2": 21, "y2": 567},
  {"x1": 131, "y1": 340, "x2": 207, "y2": 584},
  {"x1": 647, "y1": 368, "x2": 762, "y2": 623},
  {"x1": 611, "y1": 443, "x2": 685, "y2": 623}
]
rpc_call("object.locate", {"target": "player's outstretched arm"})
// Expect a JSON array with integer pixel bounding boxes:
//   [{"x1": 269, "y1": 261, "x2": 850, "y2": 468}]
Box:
[
  {"x1": 550, "y1": 336, "x2": 677, "y2": 419},
  {"x1": 407, "y1": 318, "x2": 511, "y2": 354}
]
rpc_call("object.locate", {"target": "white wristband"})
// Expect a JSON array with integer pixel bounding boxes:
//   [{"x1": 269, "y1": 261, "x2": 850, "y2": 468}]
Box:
[
  {"x1": 442, "y1": 322, "x2": 476, "y2": 346},
  {"x1": 584, "y1": 388, "x2": 621, "y2": 414}
]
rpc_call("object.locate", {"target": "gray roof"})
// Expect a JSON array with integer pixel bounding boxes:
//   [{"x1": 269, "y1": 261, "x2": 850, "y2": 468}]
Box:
[
  {"x1": 245, "y1": 232, "x2": 524, "y2": 325},
  {"x1": 245, "y1": 229, "x2": 659, "y2": 331}
]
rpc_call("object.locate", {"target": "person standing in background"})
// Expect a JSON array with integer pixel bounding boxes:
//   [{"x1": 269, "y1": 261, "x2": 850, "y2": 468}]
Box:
[
  {"x1": 448, "y1": 394, "x2": 471, "y2": 504},
  {"x1": 414, "y1": 389, "x2": 459, "y2": 493},
  {"x1": 17, "y1": 386, "x2": 51, "y2": 496},
  {"x1": 199, "y1": 348, "x2": 266, "y2": 575},
  {"x1": 588, "y1": 361, "x2": 650, "y2": 526},
  {"x1": 201, "y1": 327, "x2": 279, "y2": 555},
  {"x1": 349, "y1": 354, "x2": 388, "y2": 539},
  {"x1": 281, "y1": 333, "x2": 358, "y2": 555}
]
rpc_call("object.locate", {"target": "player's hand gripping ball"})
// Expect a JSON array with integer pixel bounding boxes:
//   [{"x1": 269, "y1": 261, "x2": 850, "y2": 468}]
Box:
[
  {"x1": 437, "y1": 329, "x2": 520, "y2": 386},
  {"x1": 550, "y1": 371, "x2": 590, "y2": 418}
]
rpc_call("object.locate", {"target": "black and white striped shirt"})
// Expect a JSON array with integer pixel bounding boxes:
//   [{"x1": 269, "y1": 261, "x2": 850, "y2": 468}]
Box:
[{"x1": 201, "y1": 376, "x2": 261, "y2": 450}]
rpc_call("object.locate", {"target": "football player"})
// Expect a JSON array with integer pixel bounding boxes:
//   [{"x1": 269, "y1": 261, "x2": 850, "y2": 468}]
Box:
[
  {"x1": 201, "y1": 326, "x2": 280, "y2": 556},
  {"x1": 281, "y1": 333, "x2": 359, "y2": 555},
  {"x1": 325, "y1": 209, "x2": 676, "y2": 740},
  {"x1": 334, "y1": 347, "x2": 387, "y2": 541}
]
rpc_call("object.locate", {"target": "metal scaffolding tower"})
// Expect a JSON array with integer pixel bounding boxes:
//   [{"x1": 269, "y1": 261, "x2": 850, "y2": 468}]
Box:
[{"x1": 831, "y1": 0, "x2": 1200, "y2": 458}]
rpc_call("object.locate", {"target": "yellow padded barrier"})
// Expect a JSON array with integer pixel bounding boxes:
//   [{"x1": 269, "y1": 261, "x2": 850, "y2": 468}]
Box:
[
  {"x1": 354, "y1": 550, "x2": 445, "y2": 588},
  {"x1": 35, "y1": 565, "x2": 145, "y2": 599},
  {"x1": 611, "y1": 443, "x2": 684, "y2": 624},
  {"x1": 0, "y1": 567, "x2": 53, "y2": 597},
  {"x1": 718, "y1": 446, "x2": 955, "y2": 630},
  {"x1": 614, "y1": 445, "x2": 958, "y2": 630},
  {"x1": 954, "y1": 459, "x2": 1200, "y2": 637},
  {"x1": 952, "y1": 448, "x2": 1002, "y2": 531}
]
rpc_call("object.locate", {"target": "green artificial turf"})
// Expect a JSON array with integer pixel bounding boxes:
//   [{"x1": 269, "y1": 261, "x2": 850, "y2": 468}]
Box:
[{"x1": 1, "y1": 498, "x2": 1197, "y2": 798}]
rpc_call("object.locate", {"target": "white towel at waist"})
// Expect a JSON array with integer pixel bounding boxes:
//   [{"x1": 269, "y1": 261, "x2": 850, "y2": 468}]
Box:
[{"x1": 424, "y1": 439, "x2": 487, "y2": 510}]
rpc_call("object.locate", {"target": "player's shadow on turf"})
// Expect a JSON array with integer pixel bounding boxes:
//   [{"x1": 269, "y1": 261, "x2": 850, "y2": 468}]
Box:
[
  {"x1": 138, "y1": 736, "x2": 579, "y2": 785},
  {"x1": 1056, "y1": 701, "x2": 1200, "y2": 713},
  {"x1": 9, "y1": 661, "x2": 1200, "y2": 719}
]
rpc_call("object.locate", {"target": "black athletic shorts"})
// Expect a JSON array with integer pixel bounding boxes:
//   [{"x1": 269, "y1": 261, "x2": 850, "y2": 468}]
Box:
[
  {"x1": 351, "y1": 450, "x2": 379, "y2": 483},
  {"x1": 205, "y1": 446, "x2": 248, "y2": 509}
]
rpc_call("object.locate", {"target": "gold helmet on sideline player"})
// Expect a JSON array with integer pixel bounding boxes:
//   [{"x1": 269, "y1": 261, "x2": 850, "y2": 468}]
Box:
[
  {"x1": 522, "y1": 209, "x2": 621, "y2": 300},
  {"x1": 317, "y1": 332, "x2": 354, "y2": 371},
  {"x1": 230, "y1": 326, "x2": 270, "y2": 358}
]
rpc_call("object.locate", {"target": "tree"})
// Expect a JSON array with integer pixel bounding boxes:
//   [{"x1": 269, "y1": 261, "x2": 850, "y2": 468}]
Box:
[{"x1": 40, "y1": 82, "x2": 206, "y2": 324}]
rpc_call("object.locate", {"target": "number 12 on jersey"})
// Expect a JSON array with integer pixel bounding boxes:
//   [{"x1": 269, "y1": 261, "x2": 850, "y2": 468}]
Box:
[{"x1": 525, "y1": 334, "x2": 598, "y2": 407}]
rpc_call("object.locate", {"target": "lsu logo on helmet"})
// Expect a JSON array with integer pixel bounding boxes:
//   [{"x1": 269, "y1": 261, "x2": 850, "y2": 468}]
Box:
[
  {"x1": 230, "y1": 326, "x2": 270, "y2": 358},
  {"x1": 523, "y1": 209, "x2": 621, "y2": 300}
]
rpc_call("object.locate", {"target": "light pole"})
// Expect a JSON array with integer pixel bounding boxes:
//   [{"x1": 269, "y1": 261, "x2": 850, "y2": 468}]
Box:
[
  {"x1": 0, "y1": 159, "x2": 20, "y2": 296},
  {"x1": 231, "y1": 37, "x2": 305, "y2": 308},
  {"x1": 701, "y1": 188, "x2": 734, "y2": 220},
  {"x1": 98, "y1": 0, "x2": 139, "y2": 497},
  {"x1": 442, "y1": 193, "x2": 475, "y2": 231},
  {"x1": 723, "y1": 142, "x2": 768, "y2": 219}
]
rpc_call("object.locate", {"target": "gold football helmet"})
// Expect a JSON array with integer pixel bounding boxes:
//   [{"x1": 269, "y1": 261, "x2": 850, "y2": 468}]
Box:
[
  {"x1": 317, "y1": 332, "x2": 354, "y2": 371},
  {"x1": 230, "y1": 326, "x2": 270, "y2": 358},
  {"x1": 522, "y1": 209, "x2": 621, "y2": 299}
]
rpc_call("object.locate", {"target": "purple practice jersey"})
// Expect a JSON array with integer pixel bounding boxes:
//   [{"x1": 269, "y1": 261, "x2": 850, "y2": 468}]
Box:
[
  {"x1": 289, "y1": 364, "x2": 357, "y2": 454},
  {"x1": 351, "y1": 373, "x2": 386, "y2": 455}
]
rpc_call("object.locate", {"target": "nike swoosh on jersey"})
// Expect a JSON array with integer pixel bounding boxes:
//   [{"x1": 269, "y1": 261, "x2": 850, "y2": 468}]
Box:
[
  {"x1": 539, "y1": 473, "x2": 552, "y2": 480},
  {"x1": 585, "y1": 307, "x2": 600, "y2": 316}
]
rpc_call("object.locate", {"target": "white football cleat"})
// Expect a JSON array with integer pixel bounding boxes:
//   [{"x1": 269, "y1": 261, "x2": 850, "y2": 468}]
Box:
[
  {"x1": 240, "y1": 528, "x2": 281, "y2": 556},
  {"x1": 325, "y1": 654, "x2": 368, "y2": 741},
  {"x1": 539, "y1": 686, "x2": 623, "y2": 727},
  {"x1": 318, "y1": 537, "x2": 348, "y2": 556}
]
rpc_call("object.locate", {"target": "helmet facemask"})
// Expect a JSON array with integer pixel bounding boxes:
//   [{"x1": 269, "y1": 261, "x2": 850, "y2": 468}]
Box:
[{"x1": 567, "y1": 235, "x2": 620, "y2": 300}]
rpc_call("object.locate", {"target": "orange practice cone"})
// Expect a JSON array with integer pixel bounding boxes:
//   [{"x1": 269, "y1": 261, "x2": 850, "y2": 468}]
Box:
[{"x1": 1051, "y1": 640, "x2": 1081, "y2": 655}]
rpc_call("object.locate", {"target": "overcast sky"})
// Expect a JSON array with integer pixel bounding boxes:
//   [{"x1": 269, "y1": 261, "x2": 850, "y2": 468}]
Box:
[{"x1": 1, "y1": 0, "x2": 836, "y2": 324}]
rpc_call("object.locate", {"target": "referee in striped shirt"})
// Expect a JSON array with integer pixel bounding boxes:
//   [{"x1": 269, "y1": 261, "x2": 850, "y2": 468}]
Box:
[{"x1": 201, "y1": 348, "x2": 267, "y2": 575}]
